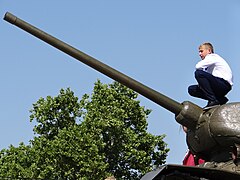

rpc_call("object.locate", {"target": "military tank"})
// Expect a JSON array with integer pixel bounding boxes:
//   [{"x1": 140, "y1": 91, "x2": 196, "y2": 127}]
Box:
[{"x1": 4, "y1": 12, "x2": 240, "y2": 180}]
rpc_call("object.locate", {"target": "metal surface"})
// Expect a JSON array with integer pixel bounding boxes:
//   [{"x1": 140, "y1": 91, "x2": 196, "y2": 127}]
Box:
[
  {"x1": 3, "y1": 12, "x2": 182, "y2": 115},
  {"x1": 141, "y1": 164, "x2": 240, "y2": 180}
]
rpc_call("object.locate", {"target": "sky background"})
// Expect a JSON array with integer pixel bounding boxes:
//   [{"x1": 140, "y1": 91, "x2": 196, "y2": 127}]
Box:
[{"x1": 1, "y1": 1, "x2": 240, "y2": 165}]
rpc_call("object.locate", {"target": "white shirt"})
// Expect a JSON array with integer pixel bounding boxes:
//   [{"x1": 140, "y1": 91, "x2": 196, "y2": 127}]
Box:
[{"x1": 195, "y1": 54, "x2": 233, "y2": 85}]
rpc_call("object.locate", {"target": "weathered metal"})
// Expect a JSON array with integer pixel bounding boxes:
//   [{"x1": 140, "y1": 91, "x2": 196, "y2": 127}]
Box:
[
  {"x1": 4, "y1": 12, "x2": 240, "y2": 179},
  {"x1": 4, "y1": 12, "x2": 182, "y2": 115},
  {"x1": 141, "y1": 164, "x2": 240, "y2": 180},
  {"x1": 4, "y1": 12, "x2": 202, "y2": 130}
]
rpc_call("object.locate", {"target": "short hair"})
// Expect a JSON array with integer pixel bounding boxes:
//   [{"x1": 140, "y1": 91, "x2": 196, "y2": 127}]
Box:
[{"x1": 199, "y1": 42, "x2": 214, "y2": 53}]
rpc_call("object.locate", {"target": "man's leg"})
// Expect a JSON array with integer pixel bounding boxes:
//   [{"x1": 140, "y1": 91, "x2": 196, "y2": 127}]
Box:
[
  {"x1": 194, "y1": 70, "x2": 231, "y2": 107},
  {"x1": 194, "y1": 70, "x2": 218, "y2": 104},
  {"x1": 218, "y1": 96, "x2": 229, "y2": 105},
  {"x1": 188, "y1": 85, "x2": 208, "y2": 100},
  {"x1": 207, "y1": 76, "x2": 231, "y2": 104}
]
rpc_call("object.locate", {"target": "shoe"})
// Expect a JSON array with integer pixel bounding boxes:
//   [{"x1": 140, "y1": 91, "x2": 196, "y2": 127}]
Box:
[
  {"x1": 219, "y1": 97, "x2": 228, "y2": 105},
  {"x1": 204, "y1": 100, "x2": 220, "y2": 109}
]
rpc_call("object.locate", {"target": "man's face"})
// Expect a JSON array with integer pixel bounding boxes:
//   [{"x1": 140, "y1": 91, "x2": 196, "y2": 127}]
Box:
[{"x1": 199, "y1": 45, "x2": 211, "y2": 60}]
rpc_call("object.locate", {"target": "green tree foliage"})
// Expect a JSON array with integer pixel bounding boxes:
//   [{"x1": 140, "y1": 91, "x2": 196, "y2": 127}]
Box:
[{"x1": 0, "y1": 80, "x2": 169, "y2": 179}]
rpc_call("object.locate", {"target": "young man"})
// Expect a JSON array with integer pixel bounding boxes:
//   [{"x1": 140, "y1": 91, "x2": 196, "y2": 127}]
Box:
[{"x1": 188, "y1": 42, "x2": 233, "y2": 108}]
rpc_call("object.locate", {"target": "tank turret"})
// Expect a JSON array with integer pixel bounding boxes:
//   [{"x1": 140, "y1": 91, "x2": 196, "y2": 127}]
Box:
[{"x1": 4, "y1": 12, "x2": 240, "y2": 178}]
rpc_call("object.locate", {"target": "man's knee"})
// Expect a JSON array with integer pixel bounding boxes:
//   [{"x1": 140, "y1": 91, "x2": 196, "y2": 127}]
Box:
[
  {"x1": 194, "y1": 69, "x2": 205, "y2": 79},
  {"x1": 188, "y1": 85, "x2": 196, "y2": 96}
]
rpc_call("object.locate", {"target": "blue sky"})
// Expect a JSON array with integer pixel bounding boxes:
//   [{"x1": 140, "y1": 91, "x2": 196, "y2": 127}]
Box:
[{"x1": 1, "y1": 1, "x2": 240, "y2": 164}]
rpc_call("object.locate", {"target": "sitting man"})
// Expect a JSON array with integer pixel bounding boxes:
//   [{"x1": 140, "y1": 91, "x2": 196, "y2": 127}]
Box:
[{"x1": 188, "y1": 42, "x2": 233, "y2": 108}]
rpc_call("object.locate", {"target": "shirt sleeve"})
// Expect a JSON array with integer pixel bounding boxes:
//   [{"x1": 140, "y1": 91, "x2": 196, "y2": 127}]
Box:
[{"x1": 195, "y1": 56, "x2": 216, "y2": 70}]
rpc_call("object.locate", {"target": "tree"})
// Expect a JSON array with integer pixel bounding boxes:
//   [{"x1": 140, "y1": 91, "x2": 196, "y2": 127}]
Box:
[
  {"x1": 82, "y1": 81, "x2": 169, "y2": 179},
  {"x1": 0, "y1": 80, "x2": 169, "y2": 179}
]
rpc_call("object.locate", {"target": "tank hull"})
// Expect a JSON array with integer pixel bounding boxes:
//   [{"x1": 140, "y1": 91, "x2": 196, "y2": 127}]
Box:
[{"x1": 141, "y1": 164, "x2": 240, "y2": 180}]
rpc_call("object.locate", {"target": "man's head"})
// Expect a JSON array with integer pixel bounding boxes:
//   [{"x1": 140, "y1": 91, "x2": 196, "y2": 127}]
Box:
[{"x1": 198, "y1": 42, "x2": 214, "y2": 60}]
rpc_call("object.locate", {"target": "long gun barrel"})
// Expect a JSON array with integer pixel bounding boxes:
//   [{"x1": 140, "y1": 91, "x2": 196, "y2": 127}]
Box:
[
  {"x1": 4, "y1": 12, "x2": 182, "y2": 114},
  {"x1": 4, "y1": 12, "x2": 201, "y2": 129}
]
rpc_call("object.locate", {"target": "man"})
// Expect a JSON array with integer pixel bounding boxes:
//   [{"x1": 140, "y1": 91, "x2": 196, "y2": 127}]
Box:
[{"x1": 188, "y1": 42, "x2": 233, "y2": 108}]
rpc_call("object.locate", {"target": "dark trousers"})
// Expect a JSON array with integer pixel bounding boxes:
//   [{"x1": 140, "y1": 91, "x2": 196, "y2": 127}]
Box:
[{"x1": 188, "y1": 70, "x2": 231, "y2": 102}]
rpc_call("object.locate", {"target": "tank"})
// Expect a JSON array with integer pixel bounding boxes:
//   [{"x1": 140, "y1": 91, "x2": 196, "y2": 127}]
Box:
[{"x1": 4, "y1": 12, "x2": 240, "y2": 179}]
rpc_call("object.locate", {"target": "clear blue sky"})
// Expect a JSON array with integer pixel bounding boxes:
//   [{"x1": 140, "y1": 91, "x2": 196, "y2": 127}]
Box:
[{"x1": 1, "y1": 1, "x2": 240, "y2": 164}]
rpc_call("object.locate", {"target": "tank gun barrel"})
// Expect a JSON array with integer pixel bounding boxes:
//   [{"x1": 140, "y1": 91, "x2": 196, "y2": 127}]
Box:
[{"x1": 4, "y1": 12, "x2": 183, "y2": 115}]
